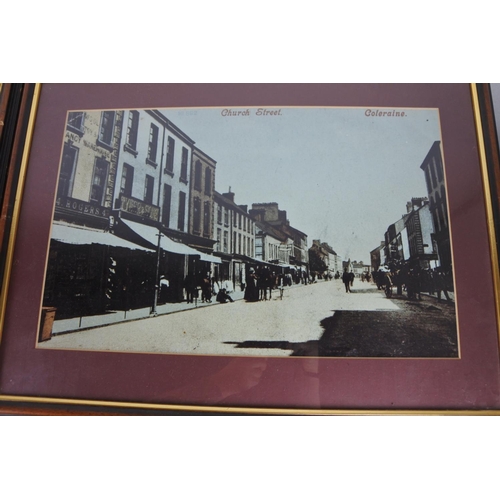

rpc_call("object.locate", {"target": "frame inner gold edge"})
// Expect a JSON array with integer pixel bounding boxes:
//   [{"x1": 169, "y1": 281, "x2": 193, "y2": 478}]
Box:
[{"x1": 1, "y1": 84, "x2": 499, "y2": 414}]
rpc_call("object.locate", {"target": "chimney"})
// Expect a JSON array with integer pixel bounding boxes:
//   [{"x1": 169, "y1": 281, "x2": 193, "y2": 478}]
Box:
[{"x1": 223, "y1": 192, "x2": 235, "y2": 203}]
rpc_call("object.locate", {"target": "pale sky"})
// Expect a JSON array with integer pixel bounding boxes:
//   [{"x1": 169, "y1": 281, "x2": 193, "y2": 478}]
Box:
[{"x1": 162, "y1": 106, "x2": 441, "y2": 263}]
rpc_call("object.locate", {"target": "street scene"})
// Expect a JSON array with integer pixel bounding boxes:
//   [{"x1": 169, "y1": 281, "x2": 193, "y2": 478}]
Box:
[
  {"x1": 38, "y1": 105, "x2": 458, "y2": 357},
  {"x1": 40, "y1": 278, "x2": 457, "y2": 357}
]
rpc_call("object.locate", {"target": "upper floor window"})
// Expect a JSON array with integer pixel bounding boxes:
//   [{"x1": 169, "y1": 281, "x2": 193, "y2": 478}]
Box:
[
  {"x1": 67, "y1": 112, "x2": 84, "y2": 133},
  {"x1": 90, "y1": 158, "x2": 109, "y2": 205},
  {"x1": 193, "y1": 197, "x2": 201, "y2": 233},
  {"x1": 224, "y1": 207, "x2": 229, "y2": 226},
  {"x1": 217, "y1": 204, "x2": 222, "y2": 224},
  {"x1": 204, "y1": 168, "x2": 212, "y2": 195},
  {"x1": 194, "y1": 160, "x2": 202, "y2": 191},
  {"x1": 98, "y1": 111, "x2": 115, "y2": 146},
  {"x1": 120, "y1": 164, "x2": 134, "y2": 198},
  {"x1": 58, "y1": 143, "x2": 78, "y2": 198},
  {"x1": 180, "y1": 147, "x2": 188, "y2": 181},
  {"x1": 148, "y1": 124, "x2": 159, "y2": 164},
  {"x1": 126, "y1": 111, "x2": 139, "y2": 150},
  {"x1": 217, "y1": 228, "x2": 222, "y2": 252},
  {"x1": 166, "y1": 136, "x2": 175, "y2": 173},
  {"x1": 144, "y1": 175, "x2": 154, "y2": 205},
  {"x1": 162, "y1": 184, "x2": 172, "y2": 228},
  {"x1": 178, "y1": 192, "x2": 186, "y2": 232},
  {"x1": 203, "y1": 201, "x2": 210, "y2": 235}
]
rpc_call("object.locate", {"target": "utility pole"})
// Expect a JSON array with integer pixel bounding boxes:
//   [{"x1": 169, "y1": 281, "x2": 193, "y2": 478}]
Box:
[{"x1": 151, "y1": 123, "x2": 166, "y2": 316}]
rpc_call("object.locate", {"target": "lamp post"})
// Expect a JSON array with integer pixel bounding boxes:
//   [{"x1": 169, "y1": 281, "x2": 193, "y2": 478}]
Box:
[
  {"x1": 151, "y1": 122, "x2": 166, "y2": 316},
  {"x1": 151, "y1": 230, "x2": 163, "y2": 316}
]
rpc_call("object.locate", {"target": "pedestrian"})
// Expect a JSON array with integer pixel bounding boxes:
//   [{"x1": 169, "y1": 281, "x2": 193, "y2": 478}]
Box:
[
  {"x1": 244, "y1": 267, "x2": 259, "y2": 302},
  {"x1": 159, "y1": 275, "x2": 170, "y2": 304},
  {"x1": 184, "y1": 272, "x2": 197, "y2": 304},
  {"x1": 434, "y1": 268, "x2": 452, "y2": 303},
  {"x1": 342, "y1": 268, "x2": 351, "y2": 293},
  {"x1": 201, "y1": 273, "x2": 213, "y2": 303}
]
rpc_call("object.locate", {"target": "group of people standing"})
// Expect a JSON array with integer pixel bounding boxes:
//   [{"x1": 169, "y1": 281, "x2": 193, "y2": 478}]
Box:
[
  {"x1": 244, "y1": 266, "x2": 280, "y2": 302},
  {"x1": 243, "y1": 265, "x2": 310, "y2": 302},
  {"x1": 373, "y1": 266, "x2": 453, "y2": 303}
]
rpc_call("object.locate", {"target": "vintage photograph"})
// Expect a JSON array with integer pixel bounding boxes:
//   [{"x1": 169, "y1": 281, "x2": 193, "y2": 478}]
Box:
[{"x1": 37, "y1": 105, "x2": 458, "y2": 358}]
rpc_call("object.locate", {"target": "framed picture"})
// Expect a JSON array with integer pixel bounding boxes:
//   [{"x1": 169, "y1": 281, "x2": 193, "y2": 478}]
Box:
[{"x1": 1, "y1": 83, "x2": 499, "y2": 415}]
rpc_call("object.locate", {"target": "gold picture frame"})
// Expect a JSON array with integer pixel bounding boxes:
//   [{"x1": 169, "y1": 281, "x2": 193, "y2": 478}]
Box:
[{"x1": 1, "y1": 83, "x2": 499, "y2": 415}]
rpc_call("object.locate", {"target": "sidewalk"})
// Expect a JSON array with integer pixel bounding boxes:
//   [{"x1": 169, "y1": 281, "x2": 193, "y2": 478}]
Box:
[
  {"x1": 52, "y1": 282, "x2": 318, "y2": 335},
  {"x1": 52, "y1": 288, "x2": 245, "y2": 335}
]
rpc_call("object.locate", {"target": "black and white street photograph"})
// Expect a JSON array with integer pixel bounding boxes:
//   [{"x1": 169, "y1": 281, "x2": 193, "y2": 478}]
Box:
[{"x1": 38, "y1": 105, "x2": 458, "y2": 358}]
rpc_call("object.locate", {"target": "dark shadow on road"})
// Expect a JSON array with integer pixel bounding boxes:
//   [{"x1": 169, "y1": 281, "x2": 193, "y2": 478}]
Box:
[
  {"x1": 225, "y1": 294, "x2": 459, "y2": 357},
  {"x1": 349, "y1": 288, "x2": 381, "y2": 294},
  {"x1": 224, "y1": 339, "x2": 322, "y2": 357}
]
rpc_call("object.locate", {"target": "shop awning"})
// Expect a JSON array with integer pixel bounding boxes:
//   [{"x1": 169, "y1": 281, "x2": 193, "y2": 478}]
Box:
[
  {"x1": 51, "y1": 222, "x2": 153, "y2": 252},
  {"x1": 251, "y1": 257, "x2": 289, "y2": 268},
  {"x1": 198, "y1": 252, "x2": 222, "y2": 264},
  {"x1": 120, "y1": 219, "x2": 202, "y2": 256}
]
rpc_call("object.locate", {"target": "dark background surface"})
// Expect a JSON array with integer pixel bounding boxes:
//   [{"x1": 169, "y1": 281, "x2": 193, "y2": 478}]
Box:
[{"x1": 1, "y1": 84, "x2": 500, "y2": 413}]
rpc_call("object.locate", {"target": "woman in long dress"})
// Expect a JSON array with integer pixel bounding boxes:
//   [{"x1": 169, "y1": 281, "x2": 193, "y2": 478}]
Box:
[{"x1": 244, "y1": 267, "x2": 259, "y2": 302}]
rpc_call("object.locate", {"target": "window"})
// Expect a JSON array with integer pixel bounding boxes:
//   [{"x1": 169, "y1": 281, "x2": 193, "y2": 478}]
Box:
[
  {"x1": 144, "y1": 175, "x2": 154, "y2": 205},
  {"x1": 204, "y1": 201, "x2": 210, "y2": 235},
  {"x1": 120, "y1": 164, "x2": 134, "y2": 197},
  {"x1": 193, "y1": 197, "x2": 201, "y2": 233},
  {"x1": 223, "y1": 231, "x2": 228, "y2": 253},
  {"x1": 238, "y1": 234, "x2": 242, "y2": 254},
  {"x1": 243, "y1": 236, "x2": 246, "y2": 255},
  {"x1": 90, "y1": 158, "x2": 109, "y2": 205},
  {"x1": 166, "y1": 136, "x2": 175, "y2": 172},
  {"x1": 58, "y1": 143, "x2": 78, "y2": 197},
  {"x1": 180, "y1": 147, "x2": 188, "y2": 180},
  {"x1": 148, "y1": 124, "x2": 159, "y2": 164},
  {"x1": 194, "y1": 160, "x2": 202, "y2": 191},
  {"x1": 430, "y1": 160, "x2": 438, "y2": 189},
  {"x1": 233, "y1": 232, "x2": 236, "y2": 253},
  {"x1": 67, "y1": 112, "x2": 84, "y2": 132},
  {"x1": 126, "y1": 111, "x2": 139, "y2": 150},
  {"x1": 224, "y1": 207, "x2": 229, "y2": 226},
  {"x1": 435, "y1": 156, "x2": 444, "y2": 182},
  {"x1": 217, "y1": 204, "x2": 222, "y2": 224},
  {"x1": 178, "y1": 192, "x2": 186, "y2": 231},
  {"x1": 217, "y1": 228, "x2": 222, "y2": 252},
  {"x1": 162, "y1": 184, "x2": 172, "y2": 227},
  {"x1": 424, "y1": 168, "x2": 432, "y2": 194},
  {"x1": 98, "y1": 111, "x2": 115, "y2": 146},
  {"x1": 239, "y1": 214, "x2": 242, "y2": 229},
  {"x1": 204, "y1": 168, "x2": 212, "y2": 195}
]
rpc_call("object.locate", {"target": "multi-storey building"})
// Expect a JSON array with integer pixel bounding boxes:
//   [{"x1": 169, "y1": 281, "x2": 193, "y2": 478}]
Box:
[
  {"x1": 404, "y1": 198, "x2": 437, "y2": 269},
  {"x1": 254, "y1": 220, "x2": 291, "y2": 264},
  {"x1": 381, "y1": 197, "x2": 438, "y2": 272},
  {"x1": 45, "y1": 109, "x2": 221, "y2": 320},
  {"x1": 213, "y1": 190, "x2": 255, "y2": 290},
  {"x1": 384, "y1": 214, "x2": 409, "y2": 265},
  {"x1": 112, "y1": 109, "x2": 220, "y2": 304},
  {"x1": 188, "y1": 146, "x2": 216, "y2": 247},
  {"x1": 308, "y1": 240, "x2": 342, "y2": 276},
  {"x1": 419, "y1": 141, "x2": 452, "y2": 271},
  {"x1": 44, "y1": 110, "x2": 155, "y2": 318},
  {"x1": 249, "y1": 202, "x2": 308, "y2": 269}
]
